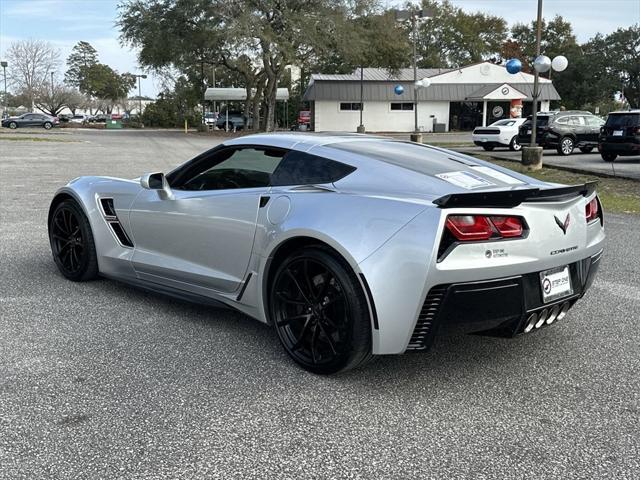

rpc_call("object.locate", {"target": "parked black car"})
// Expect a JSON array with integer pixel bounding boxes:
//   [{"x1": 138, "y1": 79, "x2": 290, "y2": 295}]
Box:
[
  {"x1": 215, "y1": 111, "x2": 252, "y2": 131},
  {"x1": 1, "y1": 112, "x2": 59, "y2": 129},
  {"x1": 598, "y1": 110, "x2": 640, "y2": 162},
  {"x1": 518, "y1": 110, "x2": 604, "y2": 155}
]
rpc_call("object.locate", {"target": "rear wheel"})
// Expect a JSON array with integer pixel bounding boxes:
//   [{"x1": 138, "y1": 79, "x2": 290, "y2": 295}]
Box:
[
  {"x1": 48, "y1": 199, "x2": 99, "y2": 281},
  {"x1": 269, "y1": 246, "x2": 372, "y2": 374},
  {"x1": 557, "y1": 136, "x2": 574, "y2": 156},
  {"x1": 482, "y1": 145, "x2": 495, "y2": 151},
  {"x1": 601, "y1": 153, "x2": 617, "y2": 162},
  {"x1": 580, "y1": 146, "x2": 593, "y2": 153},
  {"x1": 43, "y1": 122, "x2": 52, "y2": 130},
  {"x1": 509, "y1": 136, "x2": 522, "y2": 151}
]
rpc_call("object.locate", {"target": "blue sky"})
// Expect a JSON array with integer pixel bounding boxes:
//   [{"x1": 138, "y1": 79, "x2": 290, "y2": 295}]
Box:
[{"x1": 1, "y1": 0, "x2": 638, "y2": 98}]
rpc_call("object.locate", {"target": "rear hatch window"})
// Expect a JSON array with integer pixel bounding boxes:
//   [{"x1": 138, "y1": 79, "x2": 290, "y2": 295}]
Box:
[{"x1": 605, "y1": 113, "x2": 640, "y2": 128}]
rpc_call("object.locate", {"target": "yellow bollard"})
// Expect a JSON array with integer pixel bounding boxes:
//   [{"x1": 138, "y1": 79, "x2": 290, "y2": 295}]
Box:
[{"x1": 184, "y1": 119, "x2": 188, "y2": 134}]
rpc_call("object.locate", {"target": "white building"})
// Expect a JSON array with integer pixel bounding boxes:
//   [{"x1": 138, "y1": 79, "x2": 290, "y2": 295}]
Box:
[{"x1": 303, "y1": 62, "x2": 561, "y2": 133}]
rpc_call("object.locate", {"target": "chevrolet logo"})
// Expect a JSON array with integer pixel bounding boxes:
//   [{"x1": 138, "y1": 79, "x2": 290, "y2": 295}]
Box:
[{"x1": 554, "y1": 213, "x2": 571, "y2": 235}]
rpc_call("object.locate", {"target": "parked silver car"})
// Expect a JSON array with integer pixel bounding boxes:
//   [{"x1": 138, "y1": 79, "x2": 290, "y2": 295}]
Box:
[{"x1": 48, "y1": 133, "x2": 605, "y2": 373}]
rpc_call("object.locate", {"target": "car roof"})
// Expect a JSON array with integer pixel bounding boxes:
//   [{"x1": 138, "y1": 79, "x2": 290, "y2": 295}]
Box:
[{"x1": 608, "y1": 110, "x2": 640, "y2": 115}]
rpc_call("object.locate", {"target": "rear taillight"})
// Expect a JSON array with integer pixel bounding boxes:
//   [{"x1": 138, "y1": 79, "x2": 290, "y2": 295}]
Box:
[
  {"x1": 585, "y1": 197, "x2": 599, "y2": 223},
  {"x1": 445, "y1": 215, "x2": 525, "y2": 242}
]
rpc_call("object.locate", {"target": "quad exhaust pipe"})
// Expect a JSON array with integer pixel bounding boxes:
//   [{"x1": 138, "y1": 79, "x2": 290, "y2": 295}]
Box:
[{"x1": 523, "y1": 301, "x2": 571, "y2": 333}]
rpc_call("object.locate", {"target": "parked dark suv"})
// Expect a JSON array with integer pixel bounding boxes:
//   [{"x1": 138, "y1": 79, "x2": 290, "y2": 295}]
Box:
[
  {"x1": 518, "y1": 110, "x2": 604, "y2": 155},
  {"x1": 598, "y1": 110, "x2": 640, "y2": 162}
]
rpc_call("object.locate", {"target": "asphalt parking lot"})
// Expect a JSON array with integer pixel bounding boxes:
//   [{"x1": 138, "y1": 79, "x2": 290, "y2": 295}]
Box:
[{"x1": 1, "y1": 129, "x2": 639, "y2": 479}]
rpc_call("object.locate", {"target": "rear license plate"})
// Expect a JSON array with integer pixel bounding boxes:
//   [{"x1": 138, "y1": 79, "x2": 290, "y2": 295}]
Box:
[
  {"x1": 540, "y1": 266, "x2": 573, "y2": 303},
  {"x1": 527, "y1": 129, "x2": 532, "y2": 135},
  {"x1": 613, "y1": 130, "x2": 623, "y2": 136},
  {"x1": 481, "y1": 138, "x2": 487, "y2": 142}
]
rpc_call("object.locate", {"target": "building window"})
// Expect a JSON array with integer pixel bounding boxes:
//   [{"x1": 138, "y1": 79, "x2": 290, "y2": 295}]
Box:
[
  {"x1": 390, "y1": 102, "x2": 414, "y2": 111},
  {"x1": 339, "y1": 102, "x2": 362, "y2": 111}
]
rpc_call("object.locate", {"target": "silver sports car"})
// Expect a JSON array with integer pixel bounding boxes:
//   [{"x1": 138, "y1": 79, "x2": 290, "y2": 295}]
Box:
[{"x1": 48, "y1": 133, "x2": 605, "y2": 374}]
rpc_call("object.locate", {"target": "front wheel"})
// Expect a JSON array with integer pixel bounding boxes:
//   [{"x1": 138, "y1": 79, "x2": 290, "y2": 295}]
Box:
[
  {"x1": 9, "y1": 121, "x2": 17, "y2": 129},
  {"x1": 43, "y1": 122, "x2": 52, "y2": 130},
  {"x1": 601, "y1": 153, "x2": 617, "y2": 162},
  {"x1": 557, "y1": 136, "x2": 575, "y2": 156},
  {"x1": 269, "y1": 246, "x2": 372, "y2": 374},
  {"x1": 48, "y1": 199, "x2": 99, "y2": 281},
  {"x1": 509, "y1": 136, "x2": 522, "y2": 151}
]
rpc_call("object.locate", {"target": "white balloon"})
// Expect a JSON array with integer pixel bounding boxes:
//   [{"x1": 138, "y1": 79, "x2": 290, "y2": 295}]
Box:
[
  {"x1": 533, "y1": 55, "x2": 551, "y2": 73},
  {"x1": 421, "y1": 77, "x2": 431, "y2": 88},
  {"x1": 552, "y1": 55, "x2": 569, "y2": 72},
  {"x1": 414, "y1": 80, "x2": 423, "y2": 88}
]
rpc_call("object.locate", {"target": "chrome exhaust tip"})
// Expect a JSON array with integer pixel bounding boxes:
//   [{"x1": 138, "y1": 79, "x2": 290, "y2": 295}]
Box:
[
  {"x1": 546, "y1": 304, "x2": 561, "y2": 325},
  {"x1": 556, "y1": 302, "x2": 571, "y2": 321},
  {"x1": 535, "y1": 308, "x2": 548, "y2": 329},
  {"x1": 524, "y1": 313, "x2": 538, "y2": 333}
]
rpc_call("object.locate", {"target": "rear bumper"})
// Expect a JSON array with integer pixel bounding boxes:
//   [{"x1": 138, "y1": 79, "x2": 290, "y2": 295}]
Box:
[
  {"x1": 406, "y1": 250, "x2": 603, "y2": 352},
  {"x1": 598, "y1": 141, "x2": 640, "y2": 155}
]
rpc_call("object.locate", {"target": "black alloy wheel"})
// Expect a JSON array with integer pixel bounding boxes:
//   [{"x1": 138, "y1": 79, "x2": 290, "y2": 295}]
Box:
[
  {"x1": 9, "y1": 121, "x2": 17, "y2": 129},
  {"x1": 49, "y1": 200, "x2": 99, "y2": 281},
  {"x1": 270, "y1": 247, "x2": 372, "y2": 374},
  {"x1": 601, "y1": 153, "x2": 617, "y2": 162},
  {"x1": 510, "y1": 136, "x2": 522, "y2": 151}
]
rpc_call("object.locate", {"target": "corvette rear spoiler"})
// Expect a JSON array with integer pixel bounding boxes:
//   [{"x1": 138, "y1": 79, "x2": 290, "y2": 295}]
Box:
[{"x1": 433, "y1": 181, "x2": 597, "y2": 208}]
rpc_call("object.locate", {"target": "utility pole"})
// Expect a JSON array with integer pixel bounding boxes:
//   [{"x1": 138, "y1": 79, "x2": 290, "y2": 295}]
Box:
[
  {"x1": 1, "y1": 61, "x2": 7, "y2": 118},
  {"x1": 134, "y1": 74, "x2": 147, "y2": 121}
]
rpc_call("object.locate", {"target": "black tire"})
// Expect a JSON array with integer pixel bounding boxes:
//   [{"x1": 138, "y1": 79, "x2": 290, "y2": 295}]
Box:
[
  {"x1": 557, "y1": 136, "x2": 575, "y2": 156},
  {"x1": 580, "y1": 146, "x2": 594, "y2": 153},
  {"x1": 269, "y1": 246, "x2": 373, "y2": 374},
  {"x1": 601, "y1": 153, "x2": 617, "y2": 162},
  {"x1": 43, "y1": 122, "x2": 52, "y2": 130},
  {"x1": 509, "y1": 136, "x2": 522, "y2": 151},
  {"x1": 48, "y1": 199, "x2": 99, "y2": 281},
  {"x1": 482, "y1": 145, "x2": 495, "y2": 151},
  {"x1": 9, "y1": 121, "x2": 17, "y2": 129}
]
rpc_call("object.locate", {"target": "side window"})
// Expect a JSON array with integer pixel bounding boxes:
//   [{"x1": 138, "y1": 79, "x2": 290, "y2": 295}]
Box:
[
  {"x1": 178, "y1": 147, "x2": 285, "y2": 191},
  {"x1": 555, "y1": 117, "x2": 569, "y2": 125},
  {"x1": 567, "y1": 116, "x2": 581, "y2": 126},
  {"x1": 270, "y1": 151, "x2": 356, "y2": 186},
  {"x1": 339, "y1": 103, "x2": 362, "y2": 111},
  {"x1": 585, "y1": 116, "x2": 604, "y2": 126}
]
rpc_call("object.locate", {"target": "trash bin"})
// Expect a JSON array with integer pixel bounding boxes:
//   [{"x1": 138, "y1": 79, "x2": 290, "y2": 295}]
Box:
[{"x1": 106, "y1": 119, "x2": 123, "y2": 129}]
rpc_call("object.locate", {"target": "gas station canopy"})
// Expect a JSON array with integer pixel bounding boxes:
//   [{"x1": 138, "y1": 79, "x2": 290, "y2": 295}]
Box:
[{"x1": 204, "y1": 87, "x2": 290, "y2": 101}]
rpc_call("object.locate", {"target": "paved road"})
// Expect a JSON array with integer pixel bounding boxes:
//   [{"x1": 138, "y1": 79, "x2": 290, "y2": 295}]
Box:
[
  {"x1": 455, "y1": 146, "x2": 640, "y2": 181},
  {"x1": 1, "y1": 130, "x2": 639, "y2": 479}
]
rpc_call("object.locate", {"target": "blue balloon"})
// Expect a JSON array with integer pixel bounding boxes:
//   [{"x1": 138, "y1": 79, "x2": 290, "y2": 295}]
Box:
[
  {"x1": 394, "y1": 85, "x2": 404, "y2": 95},
  {"x1": 506, "y1": 58, "x2": 522, "y2": 74}
]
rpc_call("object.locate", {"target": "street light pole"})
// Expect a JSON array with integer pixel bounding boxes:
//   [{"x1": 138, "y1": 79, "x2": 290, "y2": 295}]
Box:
[
  {"x1": 412, "y1": 14, "x2": 418, "y2": 135},
  {"x1": 357, "y1": 66, "x2": 365, "y2": 133},
  {"x1": 51, "y1": 71, "x2": 54, "y2": 99},
  {"x1": 1, "y1": 61, "x2": 7, "y2": 118},
  {"x1": 134, "y1": 74, "x2": 147, "y2": 118},
  {"x1": 529, "y1": 0, "x2": 543, "y2": 149}
]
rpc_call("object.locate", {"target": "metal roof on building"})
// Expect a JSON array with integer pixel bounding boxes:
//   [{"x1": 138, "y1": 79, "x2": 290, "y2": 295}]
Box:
[
  {"x1": 310, "y1": 67, "x2": 453, "y2": 82},
  {"x1": 304, "y1": 81, "x2": 560, "y2": 102}
]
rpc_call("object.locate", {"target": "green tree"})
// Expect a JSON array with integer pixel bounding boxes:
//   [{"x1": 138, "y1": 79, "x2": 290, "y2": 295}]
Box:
[
  {"x1": 65, "y1": 41, "x2": 99, "y2": 88},
  {"x1": 79, "y1": 63, "x2": 135, "y2": 111},
  {"x1": 605, "y1": 25, "x2": 640, "y2": 108},
  {"x1": 415, "y1": 0, "x2": 508, "y2": 68}
]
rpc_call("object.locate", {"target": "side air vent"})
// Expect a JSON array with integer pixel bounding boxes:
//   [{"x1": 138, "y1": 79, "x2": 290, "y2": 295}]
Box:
[
  {"x1": 100, "y1": 198, "x2": 117, "y2": 218},
  {"x1": 98, "y1": 197, "x2": 134, "y2": 248},
  {"x1": 406, "y1": 285, "x2": 448, "y2": 352},
  {"x1": 109, "y1": 221, "x2": 134, "y2": 247}
]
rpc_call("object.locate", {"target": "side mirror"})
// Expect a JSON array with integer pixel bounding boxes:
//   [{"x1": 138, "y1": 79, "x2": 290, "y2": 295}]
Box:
[{"x1": 140, "y1": 172, "x2": 173, "y2": 199}]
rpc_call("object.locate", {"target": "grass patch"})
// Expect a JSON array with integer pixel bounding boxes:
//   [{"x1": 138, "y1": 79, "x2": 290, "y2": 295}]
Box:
[
  {"x1": 481, "y1": 157, "x2": 640, "y2": 215},
  {"x1": 0, "y1": 136, "x2": 76, "y2": 143}
]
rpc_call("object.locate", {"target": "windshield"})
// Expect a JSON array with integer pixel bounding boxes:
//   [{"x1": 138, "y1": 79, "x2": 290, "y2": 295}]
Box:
[
  {"x1": 492, "y1": 120, "x2": 516, "y2": 126},
  {"x1": 606, "y1": 113, "x2": 640, "y2": 128}
]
